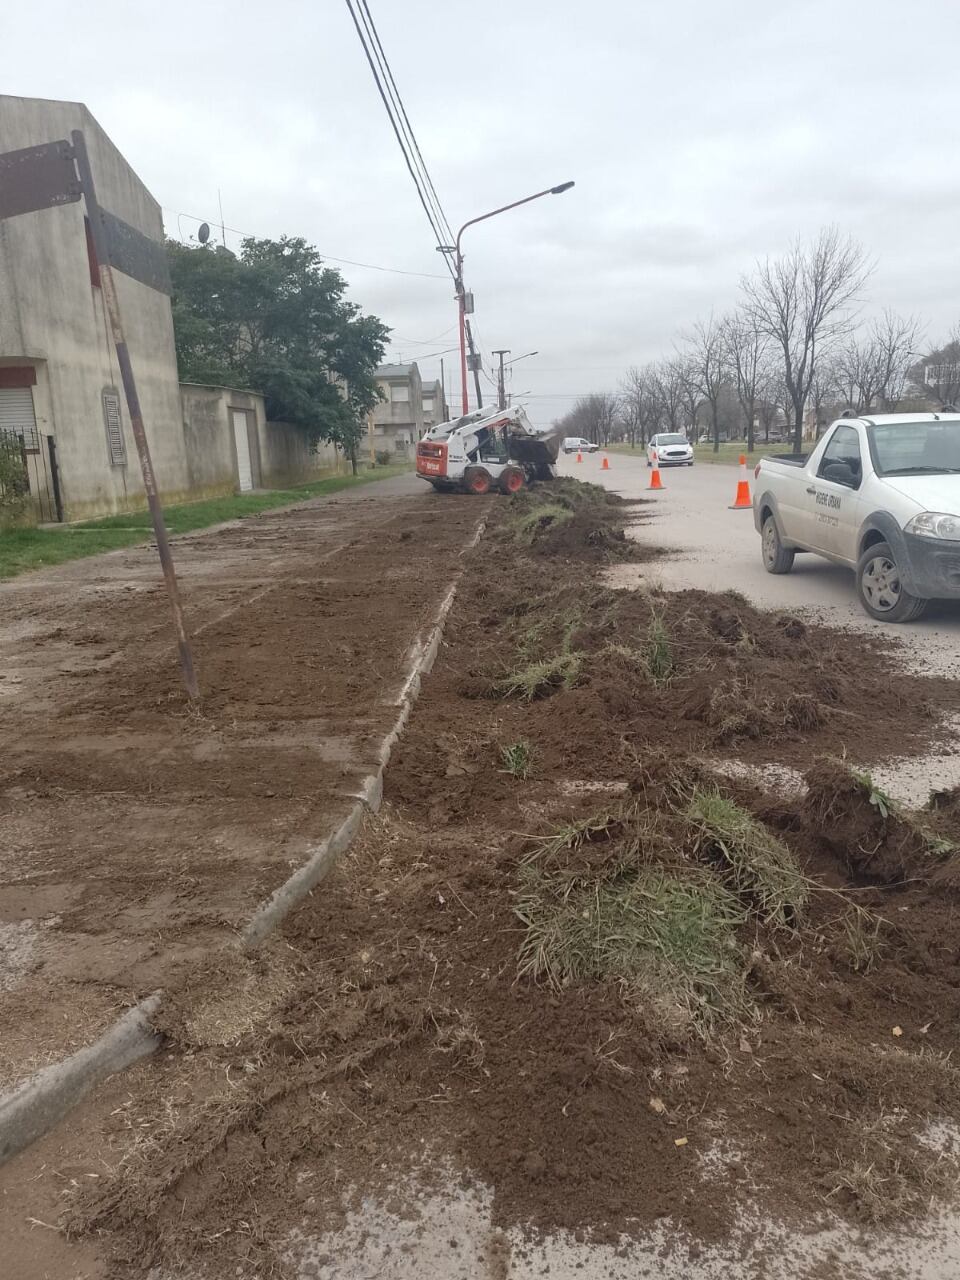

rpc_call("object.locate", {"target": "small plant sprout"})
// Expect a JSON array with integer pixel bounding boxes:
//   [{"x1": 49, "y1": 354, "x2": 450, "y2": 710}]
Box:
[{"x1": 500, "y1": 742, "x2": 534, "y2": 779}]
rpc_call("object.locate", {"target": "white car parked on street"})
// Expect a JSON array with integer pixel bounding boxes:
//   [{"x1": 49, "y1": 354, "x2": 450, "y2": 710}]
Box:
[
  {"x1": 562, "y1": 437, "x2": 600, "y2": 454},
  {"x1": 754, "y1": 411, "x2": 960, "y2": 622},
  {"x1": 646, "y1": 433, "x2": 694, "y2": 467}
]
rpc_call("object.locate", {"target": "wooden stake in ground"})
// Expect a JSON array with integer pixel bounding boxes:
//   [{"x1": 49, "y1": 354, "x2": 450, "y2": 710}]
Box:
[{"x1": 71, "y1": 130, "x2": 199, "y2": 700}]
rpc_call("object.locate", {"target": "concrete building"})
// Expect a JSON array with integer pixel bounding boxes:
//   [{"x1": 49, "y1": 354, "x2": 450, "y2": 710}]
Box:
[
  {"x1": 371, "y1": 363, "x2": 423, "y2": 457},
  {"x1": 420, "y1": 378, "x2": 446, "y2": 431},
  {"x1": 0, "y1": 95, "x2": 191, "y2": 520}
]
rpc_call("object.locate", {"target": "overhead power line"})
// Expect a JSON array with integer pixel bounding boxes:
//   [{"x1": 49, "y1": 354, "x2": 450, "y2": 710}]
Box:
[
  {"x1": 343, "y1": 0, "x2": 456, "y2": 281},
  {"x1": 168, "y1": 208, "x2": 447, "y2": 280},
  {"x1": 355, "y1": 0, "x2": 454, "y2": 248}
]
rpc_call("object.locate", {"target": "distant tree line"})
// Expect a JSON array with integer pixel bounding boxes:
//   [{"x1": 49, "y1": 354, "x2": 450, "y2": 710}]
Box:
[
  {"x1": 167, "y1": 237, "x2": 389, "y2": 467},
  {"x1": 557, "y1": 226, "x2": 960, "y2": 454}
]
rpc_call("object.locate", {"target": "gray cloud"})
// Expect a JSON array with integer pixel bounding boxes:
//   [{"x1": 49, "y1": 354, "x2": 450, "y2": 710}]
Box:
[{"x1": 5, "y1": 0, "x2": 960, "y2": 425}]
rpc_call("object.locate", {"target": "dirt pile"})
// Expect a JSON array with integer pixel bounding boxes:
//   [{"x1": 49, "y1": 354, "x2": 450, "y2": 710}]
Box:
[
  {"x1": 803, "y1": 760, "x2": 958, "y2": 886},
  {"x1": 497, "y1": 476, "x2": 655, "y2": 562},
  {"x1": 63, "y1": 480, "x2": 960, "y2": 1278}
]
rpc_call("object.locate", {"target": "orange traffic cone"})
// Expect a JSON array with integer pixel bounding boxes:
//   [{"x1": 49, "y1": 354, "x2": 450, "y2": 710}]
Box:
[
  {"x1": 601, "y1": 453, "x2": 610, "y2": 470},
  {"x1": 648, "y1": 449, "x2": 664, "y2": 491},
  {"x1": 576, "y1": 451, "x2": 583, "y2": 464},
  {"x1": 729, "y1": 454, "x2": 752, "y2": 509}
]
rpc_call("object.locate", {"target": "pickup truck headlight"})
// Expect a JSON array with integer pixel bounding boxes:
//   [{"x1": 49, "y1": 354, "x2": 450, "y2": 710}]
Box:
[{"x1": 905, "y1": 512, "x2": 960, "y2": 541}]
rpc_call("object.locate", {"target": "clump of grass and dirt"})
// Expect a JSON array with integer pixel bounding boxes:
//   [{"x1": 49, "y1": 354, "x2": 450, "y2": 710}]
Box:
[
  {"x1": 62, "y1": 480, "x2": 960, "y2": 1278},
  {"x1": 497, "y1": 476, "x2": 654, "y2": 562}
]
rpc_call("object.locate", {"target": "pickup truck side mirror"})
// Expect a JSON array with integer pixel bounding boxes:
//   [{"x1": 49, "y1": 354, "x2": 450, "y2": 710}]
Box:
[{"x1": 822, "y1": 460, "x2": 858, "y2": 487}]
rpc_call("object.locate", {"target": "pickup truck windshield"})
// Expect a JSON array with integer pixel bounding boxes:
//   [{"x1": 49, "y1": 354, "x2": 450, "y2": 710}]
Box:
[
  {"x1": 656, "y1": 434, "x2": 687, "y2": 445},
  {"x1": 867, "y1": 421, "x2": 960, "y2": 476}
]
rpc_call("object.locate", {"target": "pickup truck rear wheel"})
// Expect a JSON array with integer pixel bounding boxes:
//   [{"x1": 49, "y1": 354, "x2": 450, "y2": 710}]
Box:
[
  {"x1": 762, "y1": 515, "x2": 795, "y2": 574},
  {"x1": 857, "y1": 541, "x2": 929, "y2": 623}
]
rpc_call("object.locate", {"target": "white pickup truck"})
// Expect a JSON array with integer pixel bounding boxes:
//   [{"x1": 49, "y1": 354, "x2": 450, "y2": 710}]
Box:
[{"x1": 753, "y1": 411, "x2": 960, "y2": 622}]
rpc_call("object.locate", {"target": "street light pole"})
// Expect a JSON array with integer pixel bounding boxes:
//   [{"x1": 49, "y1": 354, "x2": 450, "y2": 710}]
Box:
[{"x1": 440, "y1": 180, "x2": 574, "y2": 417}]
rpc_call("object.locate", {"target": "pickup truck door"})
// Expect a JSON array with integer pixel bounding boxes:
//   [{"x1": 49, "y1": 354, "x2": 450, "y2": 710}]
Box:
[{"x1": 804, "y1": 424, "x2": 864, "y2": 563}]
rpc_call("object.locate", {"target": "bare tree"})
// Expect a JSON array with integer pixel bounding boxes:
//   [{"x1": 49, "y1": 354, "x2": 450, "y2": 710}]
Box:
[
  {"x1": 741, "y1": 227, "x2": 872, "y2": 453},
  {"x1": 678, "y1": 358, "x2": 705, "y2": 441},
  {"x1": 651, "y1": 358, "x2": 686, "y2": 433},
  {"x1": 873, "y1": 311, "x2": 922, "y2": 409},
  {"x1": 810, "y1": 356, "x2": 842, "y2": 437},
  {"x1": 835, "y1": 311, "x2": 921, "y2": 413},
  {"x1": 680, "y1": 316, "x2": 727, "y2": 452},
  {"x1": 619, "y1": 366, "x2": 660, "y2": 448},
  {"x1": 909, "y1": 327, "x2": 960, "y2": 408},
  {"x1": 723, "y1": 310, "x2": 768, "y2": 452},
  {"x1": 558, "y1": 393, "x2": 619, "y2": 446}
]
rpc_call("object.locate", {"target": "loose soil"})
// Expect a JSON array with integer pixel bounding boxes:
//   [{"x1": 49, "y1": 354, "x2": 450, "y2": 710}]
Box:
[
  {"x1": 10, "y1": 479, "x2": 960, "y2": 1279},
  {"x1": 0, "y1": 480, "x2": 484, "y2": 1088}
]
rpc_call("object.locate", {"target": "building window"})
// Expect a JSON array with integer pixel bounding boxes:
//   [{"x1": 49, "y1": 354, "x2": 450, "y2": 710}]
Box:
[
  {"x1": 102, "y1": 388, "x2": 127, "y2": 466},
  {"x1": 390, "y1": 383, "x2": 410, "y2": 403},
  {"x1": 422, "y1": 397, "x2": 434, "y2": 413},
  {"x1": 0, "y1": 385, "x2": 39, "y2": 451}
]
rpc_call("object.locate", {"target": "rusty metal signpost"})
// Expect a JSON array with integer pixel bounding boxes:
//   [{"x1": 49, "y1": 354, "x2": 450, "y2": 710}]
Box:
[{"x1": 0, "y1": 131, "x2": 199, "y2": 699}]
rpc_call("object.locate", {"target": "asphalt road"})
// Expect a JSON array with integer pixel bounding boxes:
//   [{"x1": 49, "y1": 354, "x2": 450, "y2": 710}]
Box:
[
  {"x1": 559, "y1": 449, "x2": 960, "y2": 807},
  {"x1": 560, "y1": 449, "x2": 960, "y2": 680}
]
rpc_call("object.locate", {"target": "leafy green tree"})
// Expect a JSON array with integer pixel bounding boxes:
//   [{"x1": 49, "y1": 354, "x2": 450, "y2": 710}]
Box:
[{"x1": 167, "y1": 237, "x2": 389, "y2": 467}]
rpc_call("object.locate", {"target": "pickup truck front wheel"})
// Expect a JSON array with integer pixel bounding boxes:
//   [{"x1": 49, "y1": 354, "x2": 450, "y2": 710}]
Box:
[
  {"x1": 856, "y1": 541, "x2": 928, "y2": 623},
  {"x1": 762, "y1": 515, "x2": 795, "y2": 574}
]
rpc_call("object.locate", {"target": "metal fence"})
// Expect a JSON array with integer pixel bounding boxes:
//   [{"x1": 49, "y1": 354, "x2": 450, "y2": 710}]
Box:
[{"x1": 0, "y1": 427, "x2": 63, "y2": 523}]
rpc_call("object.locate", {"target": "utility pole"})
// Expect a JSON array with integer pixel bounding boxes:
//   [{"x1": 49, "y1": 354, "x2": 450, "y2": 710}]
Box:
[
  {"x1": 493, "y1": 350, "x2": 510, "y2": 411},
  {"x1": 465, "y1": 320, "x2": 483, "y2": 410}
]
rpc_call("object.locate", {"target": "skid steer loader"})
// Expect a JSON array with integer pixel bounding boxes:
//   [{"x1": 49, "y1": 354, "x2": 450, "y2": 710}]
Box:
[{"x1": 415, "y1": 404, "x2": 562, "y2": 494}]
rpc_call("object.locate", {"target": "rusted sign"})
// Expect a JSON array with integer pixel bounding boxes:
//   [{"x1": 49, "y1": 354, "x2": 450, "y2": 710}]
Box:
[
  {"x1": 0, "y1": 140, "x2": 82, "y2": 220},
  {"x1": 102, "y1": 209, "x2": 171, "y2": 295}
]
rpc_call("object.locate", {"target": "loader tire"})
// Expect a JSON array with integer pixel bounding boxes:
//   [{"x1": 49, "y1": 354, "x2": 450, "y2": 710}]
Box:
[
  {"x1": 463, "y1": 467, "x2": 492, "y2": 495},
  {"x1": 499, "y1": 467, "x2": 525, "y2": 495}
]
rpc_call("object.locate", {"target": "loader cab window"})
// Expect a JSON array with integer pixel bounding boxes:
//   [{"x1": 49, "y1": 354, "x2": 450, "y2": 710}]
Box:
[
  {"x1": 478, "y1": 425, "x2": 509, "y2": 464},
  {"x1": 817, "y1": 425, "x2": 862, "y2": 488}
]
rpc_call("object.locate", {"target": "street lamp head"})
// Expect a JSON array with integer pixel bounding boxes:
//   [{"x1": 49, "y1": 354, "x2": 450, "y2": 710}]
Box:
[{"x1": 550, "y1": 181, "x2": 575, "y2": 195}]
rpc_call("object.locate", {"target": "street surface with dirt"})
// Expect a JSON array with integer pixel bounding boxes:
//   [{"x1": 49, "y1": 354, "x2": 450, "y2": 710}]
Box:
[
  {"x1": 561, "y1": 450, "x2": 960, "y2": 670},
  {"x1": 0, "y1": 473, "x2": 482, "y2": 1092},
  {"x1": 4, "y1": 474, "x2": 960, "y2": 1280}
]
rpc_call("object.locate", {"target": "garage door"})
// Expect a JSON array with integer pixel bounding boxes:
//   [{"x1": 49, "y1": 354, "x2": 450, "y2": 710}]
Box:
[
  {"x1": 231, "y1": 409, "x2": 253, "y2": 492},
  {"x1": 0, "y1": 386, "x2": 39, "y2": 450}
]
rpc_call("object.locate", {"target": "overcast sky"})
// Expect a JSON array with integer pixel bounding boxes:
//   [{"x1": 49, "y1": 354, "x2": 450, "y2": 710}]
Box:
[{"x1": 7, "y1": 0, "x2": 960, "y2": 423}]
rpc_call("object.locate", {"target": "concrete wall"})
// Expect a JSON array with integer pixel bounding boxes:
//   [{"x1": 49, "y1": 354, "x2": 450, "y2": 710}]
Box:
[
  {"x1": 257, "y1": 417, "x2": 340, "y2": 488},
  {"x1": 0, "y1": 96, "x2": 186, "y2": 520},
  {"x1": 180, "y1": 383, "x2": 342, "y2": 493}
]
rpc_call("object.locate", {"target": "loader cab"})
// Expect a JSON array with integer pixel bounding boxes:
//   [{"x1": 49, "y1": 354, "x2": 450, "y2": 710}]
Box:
[{"x1": 476, "y1": 423, "x2": 510, "y2": 466}]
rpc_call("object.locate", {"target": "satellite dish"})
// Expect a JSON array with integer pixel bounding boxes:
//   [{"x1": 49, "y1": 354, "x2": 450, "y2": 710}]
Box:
[{"x1": 198, "y1": 222, "x2": 211, "y2": 244}]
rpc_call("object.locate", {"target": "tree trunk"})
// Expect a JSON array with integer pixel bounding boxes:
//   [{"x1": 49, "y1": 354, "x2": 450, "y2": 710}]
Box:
[
  {"x1": 712, "y1": 406, "x2": 720, "y2": 453},
  {"x1": 792, "y1": 403, "x2": 804, "y2": 454},
  {"x1": 349, "y1": 443, "x2": 358, "y2": 476},
  {"x1": 746, "y1": 403, "x2": 755, "y2": 453}
]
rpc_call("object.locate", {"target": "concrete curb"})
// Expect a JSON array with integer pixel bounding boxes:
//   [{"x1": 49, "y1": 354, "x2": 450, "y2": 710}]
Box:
[
  {"x1": 0, "y1": 996, "x2": 162, "y2": 1164},
  {"x1": 0, "y1": 515, "x2": 485, "y2": 1166}
]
